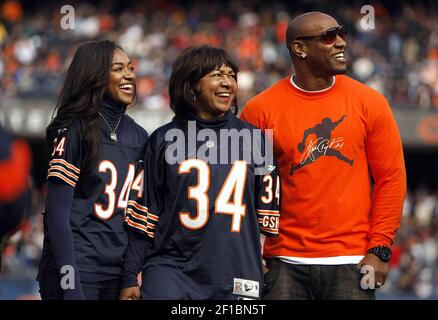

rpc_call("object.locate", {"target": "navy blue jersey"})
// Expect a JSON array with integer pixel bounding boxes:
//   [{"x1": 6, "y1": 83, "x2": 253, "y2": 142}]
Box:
[
  {"x1": 41, "y1": 114, "x2": 148, "y2": 280},
  {"x1": 125, "y1": 111, "x2": 281, "y2": 299}
]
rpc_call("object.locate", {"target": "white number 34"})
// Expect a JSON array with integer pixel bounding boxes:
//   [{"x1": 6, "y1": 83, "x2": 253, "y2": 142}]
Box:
[{"x1": 94, "y1": 161, "x2": 143, "y2": 220}]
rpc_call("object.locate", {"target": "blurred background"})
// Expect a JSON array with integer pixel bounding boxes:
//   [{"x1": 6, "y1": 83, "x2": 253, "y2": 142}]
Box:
[{"x1": 0, "y1": 0, "x2": 437, "y2": 300}]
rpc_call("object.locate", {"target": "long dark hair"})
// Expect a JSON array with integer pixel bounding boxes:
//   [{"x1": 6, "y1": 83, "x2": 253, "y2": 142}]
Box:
[
  {"x1": 47, "y1": 40, "x2": 120, "y2": 173},
  {"x1": 169, "y1": 45, "x2": 239, "y2": 120}
]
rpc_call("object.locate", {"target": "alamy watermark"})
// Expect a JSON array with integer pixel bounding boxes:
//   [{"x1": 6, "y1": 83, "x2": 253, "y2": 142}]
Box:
[
  {"x1": 360, "y1": 265, "x2": 378, "y2": 290},
  {"x1": 60, "y1": 265, "x2": 75, "y2": 290},
  {"x1": 360, "y1": 5, "x2": 375, "y2": 31},
  {"x1": 60, "y1": 5, "x2": 75, "y2": 30},
  {"x1": 164, "y1": 122, "x2": 274, "y2": 175}
]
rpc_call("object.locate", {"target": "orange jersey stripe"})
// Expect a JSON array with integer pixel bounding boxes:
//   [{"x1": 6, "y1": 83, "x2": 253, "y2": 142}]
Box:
[
  {"x1": 50, "y1": 159, "x2": 80, "y2": 174},
  {"x1": 127, "y1": 200, "x2": 148, "y2": 213},
  {"x1": 257, "y1": 210, "x2": 280, "y2": 215},
  {"x1": 126, "y1": 208, "x2": 147, "y2": 223},
  {"x1": 126, "y1": 216, "x2": 147, "y2": 232},
  {"x1": 48, "y1": 165, "x2": 79, "y2": 181}
]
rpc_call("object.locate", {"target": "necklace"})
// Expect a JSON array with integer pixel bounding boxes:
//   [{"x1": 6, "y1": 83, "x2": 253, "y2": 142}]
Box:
[{"x1": 98, "y1": 112, "x2": 123, "y2": 142}]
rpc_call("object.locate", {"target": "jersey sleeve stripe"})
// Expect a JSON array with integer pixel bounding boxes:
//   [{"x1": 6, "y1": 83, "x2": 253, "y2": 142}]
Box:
[
  {"x1": 260, "y1": 227, "x2": 279, "y2": 235},
  {"x1": 146, "y1": 222, "x2": 156, "y2": 230},
  {"x1": 126, "y1": 216, "x2": 155, "y2": 239},
  {"x1": 47, "y1": 172, "x2": 76, "y2": 187},
  {"x1": 147, "y1": 211, "x2": 159, "y2": 221},
  {"x1": 127, "y1": 200, "x2": 148, "y2": 213},
  {"x1": 49, "y1": 159, "x2": 81, "y2": 174},
  {"x1": 257, "y1": 209, "x2": 280, "y2": 215},
  {"x1": 48, "y1": 165, "x2": 79, "y2": 181},
  {"x1": 126, "y1": 208, "x2": 147, "y2": 222},
  {"x1": 126, "y1": 216, "x2": 147, "y2": 232},
  {"x1": 146, "y1": 231, "x2": 155, "y2": 238}
]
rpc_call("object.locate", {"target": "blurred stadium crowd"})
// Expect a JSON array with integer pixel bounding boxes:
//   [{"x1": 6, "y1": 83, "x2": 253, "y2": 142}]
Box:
[
  {"x1": 1, "y1": 0, "x2": 438, "y2": 110},
  {"x1": 0, "y1": 0, "x2": 437, "y2": 299}
]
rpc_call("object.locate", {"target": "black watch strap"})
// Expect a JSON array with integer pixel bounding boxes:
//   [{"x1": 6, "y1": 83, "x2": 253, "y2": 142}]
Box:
[{"x1": 368, "y1": 246, "x2": 392, "y2": 262}]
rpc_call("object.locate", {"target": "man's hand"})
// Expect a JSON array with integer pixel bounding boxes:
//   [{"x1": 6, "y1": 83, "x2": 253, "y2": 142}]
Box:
[
  {"x1": 357, "y1": 253, "x2": 389, "y2": 289},
  {"x1": 119, "y1": 286, "x2": 140, "y2": 300}
]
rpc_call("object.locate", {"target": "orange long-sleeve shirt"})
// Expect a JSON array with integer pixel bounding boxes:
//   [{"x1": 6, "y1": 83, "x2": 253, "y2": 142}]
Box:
[
  {"x1": 0, "y1": 139, "x2": 31, "y2": 202},
  {"x1": 241, "y1": 75, "x2": 407, "y2": 259}
]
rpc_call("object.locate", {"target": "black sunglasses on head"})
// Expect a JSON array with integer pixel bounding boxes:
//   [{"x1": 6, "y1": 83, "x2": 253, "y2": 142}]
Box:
[{"x1": 295, "y1": 25, "x2": 347, "y2": 44}]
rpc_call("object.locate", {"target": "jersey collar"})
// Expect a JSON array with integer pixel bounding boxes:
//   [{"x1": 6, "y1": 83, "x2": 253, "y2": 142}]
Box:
[
  {"x1": 184, "y1": 110, "x2": 234, "y2": 129},
  {"x1": 100, "y1": 94, "x2": 126, "y2": 127}
]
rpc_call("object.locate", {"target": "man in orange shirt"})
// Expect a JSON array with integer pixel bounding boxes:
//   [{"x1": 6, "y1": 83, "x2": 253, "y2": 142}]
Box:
[{"x1": 241, "y1": 12, "x2": 407, "y2": 299}]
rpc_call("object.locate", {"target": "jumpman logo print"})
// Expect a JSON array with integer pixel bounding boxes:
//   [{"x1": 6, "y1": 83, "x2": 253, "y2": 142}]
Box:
[{"x1": 290, "y1": 115, "x2": 354, "y2": 174}]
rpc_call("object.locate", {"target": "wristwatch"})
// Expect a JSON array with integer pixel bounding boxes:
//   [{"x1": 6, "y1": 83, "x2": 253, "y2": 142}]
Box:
[{"x1": 368, "y1": 246, "x2": 392, "y2": 262}]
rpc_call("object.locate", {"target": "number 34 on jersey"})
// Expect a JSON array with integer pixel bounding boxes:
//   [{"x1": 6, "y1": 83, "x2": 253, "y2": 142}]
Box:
[
  {"x1": 178, "y1": 159, "x2": 280, "y2": 234},
  {"x1": 126, "y1": 159, "x2": 281, "y2": 238}
]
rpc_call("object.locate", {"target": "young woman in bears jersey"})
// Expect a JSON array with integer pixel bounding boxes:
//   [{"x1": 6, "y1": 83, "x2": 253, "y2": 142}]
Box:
[
  {"x1": 120, "y1": 46, "x2": 281, "y2": 300},
  {"x1": 37, "y1": 40, "x2": 148, "y2": 300}
]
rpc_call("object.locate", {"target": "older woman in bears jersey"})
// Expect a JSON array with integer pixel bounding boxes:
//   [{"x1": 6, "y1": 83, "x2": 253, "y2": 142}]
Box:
[
  {"x1": 37, "y1": 40, "x2": 148, "y2": 300},
  {"x1": 120, "y1": 45, "x2": 281, "y2": 300}
]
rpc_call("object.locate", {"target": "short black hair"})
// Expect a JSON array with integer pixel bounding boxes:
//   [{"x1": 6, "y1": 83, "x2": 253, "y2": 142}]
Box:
[{"x1": 169, "y1": 45, "x2": 239, "y2": 120}]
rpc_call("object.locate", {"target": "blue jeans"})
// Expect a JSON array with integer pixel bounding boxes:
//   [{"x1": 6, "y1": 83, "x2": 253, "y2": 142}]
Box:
[{"x1": 263, "y1": 258, "x2": 375, "y2": 300}]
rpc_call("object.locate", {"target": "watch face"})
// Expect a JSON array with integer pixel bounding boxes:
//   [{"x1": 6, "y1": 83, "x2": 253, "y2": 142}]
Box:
[{"x1": 379, "y1": 247, "x2": 392, "y2": 261}]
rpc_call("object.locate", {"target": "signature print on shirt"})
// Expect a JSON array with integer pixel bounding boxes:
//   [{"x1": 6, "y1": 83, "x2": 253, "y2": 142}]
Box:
[{"x1": 290, "y1": 115, "x2": 354, "y2": 174}]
